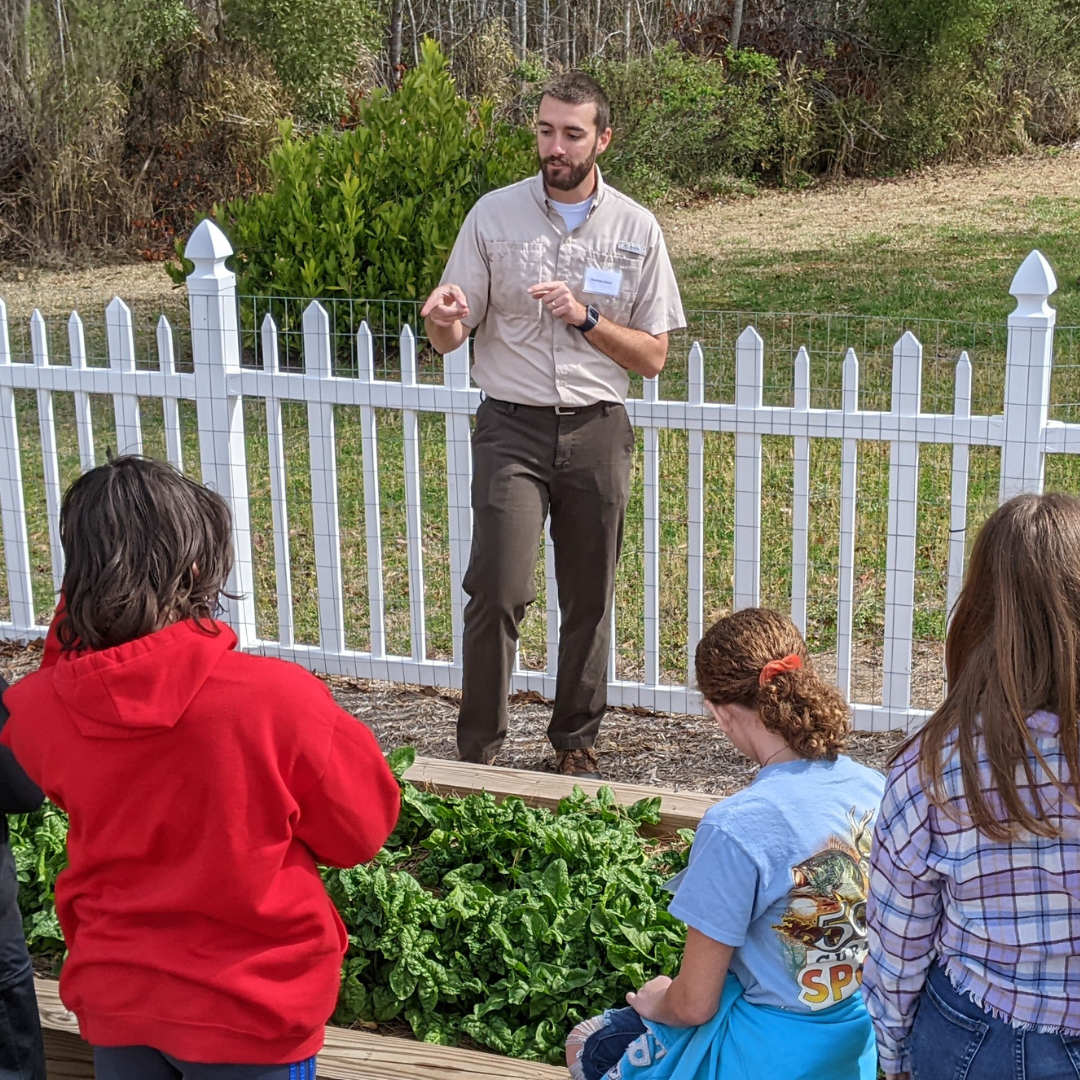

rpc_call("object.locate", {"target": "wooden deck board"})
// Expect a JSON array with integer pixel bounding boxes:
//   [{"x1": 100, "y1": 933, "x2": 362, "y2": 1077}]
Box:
[
  {"x1": 403, "y1": 755, "x2": 716, "y2": 835},
  {"x1": 35, "y1": 978, "x2": 567, "y2": 1079}
]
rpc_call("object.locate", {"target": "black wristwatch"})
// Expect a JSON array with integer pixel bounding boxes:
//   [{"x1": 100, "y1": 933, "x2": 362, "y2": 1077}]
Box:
[{"x1": 574, "y1": 305, "x2": 600, "y2": 334}]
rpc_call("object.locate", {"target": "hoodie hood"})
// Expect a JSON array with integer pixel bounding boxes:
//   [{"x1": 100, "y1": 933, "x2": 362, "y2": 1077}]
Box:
[{"x1": 50, "y1": 619, "x2": 237, "y2": 738}]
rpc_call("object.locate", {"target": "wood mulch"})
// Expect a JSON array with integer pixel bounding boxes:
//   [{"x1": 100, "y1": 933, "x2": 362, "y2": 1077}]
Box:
[
  {"x1": 323, "y1": 674, "x2": 907, "y2": 795},
  {"x1": 1, "y1": 639, "x2": 908, "y2": 796}
]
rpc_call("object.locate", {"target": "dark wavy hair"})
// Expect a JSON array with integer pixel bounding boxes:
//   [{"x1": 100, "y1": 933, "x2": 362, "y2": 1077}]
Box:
[
  {"x1": 695, "y1": 608, "x2": 850, "y2": 761},
  {"x1": 57, "y1": 455, "x2": 234, "y2": 651},
  {"x1": 539, "y1": 71, "x2": 612, "y2": 133}
]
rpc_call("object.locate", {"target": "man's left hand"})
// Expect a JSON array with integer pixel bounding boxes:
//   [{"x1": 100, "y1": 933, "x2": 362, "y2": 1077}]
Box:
[{"x1": 529, "y1": 281, "x2": 587, "y2": 328}]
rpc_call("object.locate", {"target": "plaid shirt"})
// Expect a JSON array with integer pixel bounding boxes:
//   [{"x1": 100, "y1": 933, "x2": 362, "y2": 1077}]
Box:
[{"x1": 861, "y1": 710, "x2": 1080, "y2": 1075}]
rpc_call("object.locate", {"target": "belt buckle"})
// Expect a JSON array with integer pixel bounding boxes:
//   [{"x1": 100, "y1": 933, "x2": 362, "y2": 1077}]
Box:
[{"x1": 554, "y1": 405, "x2": 577, "y2": 415}]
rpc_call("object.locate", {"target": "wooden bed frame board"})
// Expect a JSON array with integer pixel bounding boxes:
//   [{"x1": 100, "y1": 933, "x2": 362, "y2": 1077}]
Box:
[
  {"x1": 35, "y1": 978, "x2": 568, "y2": 1079},
  {"x1": 403, "y1": 755, "x2": 716, "y2": 834}
]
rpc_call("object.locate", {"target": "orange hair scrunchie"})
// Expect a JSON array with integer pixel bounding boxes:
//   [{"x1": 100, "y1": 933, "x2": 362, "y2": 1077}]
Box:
[{"x1": 758, "y1": 653, "x2": 803, "y2": 687}]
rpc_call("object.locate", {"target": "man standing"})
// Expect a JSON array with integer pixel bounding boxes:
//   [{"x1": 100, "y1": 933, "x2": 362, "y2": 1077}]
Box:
[{"x1": 421, "y1": 73, "x2": 685, "y2": 778}]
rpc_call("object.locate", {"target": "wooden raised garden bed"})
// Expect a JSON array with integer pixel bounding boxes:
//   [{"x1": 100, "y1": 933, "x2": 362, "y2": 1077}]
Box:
[
  {"x1": 403, "y1": 755, "x2": 717, "y2": 835},
  {"x1": 37, "y1": 758, "x2": 714, "y2": 1080},
  {"x1": 35, "y1": 977, "x2": 567, "y2": 1080}
]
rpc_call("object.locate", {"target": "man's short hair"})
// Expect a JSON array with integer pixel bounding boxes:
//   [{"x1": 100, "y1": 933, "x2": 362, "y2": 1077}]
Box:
[{"x1": 539, "y1": 72, "x2": 612, "y2": 134}]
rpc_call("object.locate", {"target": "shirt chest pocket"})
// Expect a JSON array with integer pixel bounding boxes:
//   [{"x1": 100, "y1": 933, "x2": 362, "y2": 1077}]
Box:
[
  {"x1": 580, "y1": 250, "x2": 644, "y2": 324},
  {"x1": 486, "y1": 240, "x2": 547, "y2": 322}
]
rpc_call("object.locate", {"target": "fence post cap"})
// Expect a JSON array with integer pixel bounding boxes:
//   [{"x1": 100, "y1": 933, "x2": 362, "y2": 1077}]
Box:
[
  {"x1": 1009, "y1": 250, "x2": 1057, "y2": 319},
  {"x1": 185, "y1": 218, "x2": 233, "y2": 261}
]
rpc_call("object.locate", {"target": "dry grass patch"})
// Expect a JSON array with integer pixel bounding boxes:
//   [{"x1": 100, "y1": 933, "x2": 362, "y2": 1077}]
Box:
[{"x1": 660, "y1": 146, "x2": 1080, "y2": 259}]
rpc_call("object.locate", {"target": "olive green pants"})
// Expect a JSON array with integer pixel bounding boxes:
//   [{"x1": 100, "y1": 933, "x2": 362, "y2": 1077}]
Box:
[{"x1": 457, "y1": 396, "x2": 634, "y2": 764}]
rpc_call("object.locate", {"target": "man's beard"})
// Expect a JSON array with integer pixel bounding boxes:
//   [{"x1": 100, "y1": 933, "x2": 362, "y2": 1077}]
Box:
[{"x1": 541, "y1": 143, "x2": 599, "y2": 192}]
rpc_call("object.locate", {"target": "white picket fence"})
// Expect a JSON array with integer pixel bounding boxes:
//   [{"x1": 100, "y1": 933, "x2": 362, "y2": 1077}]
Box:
[{"x1": 0, "y1": 220, "x2": 1070, "y2": 730}]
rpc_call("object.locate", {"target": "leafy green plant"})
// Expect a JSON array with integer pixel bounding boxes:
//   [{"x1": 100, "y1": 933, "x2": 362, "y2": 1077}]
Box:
[
  {"x1": 7, "y1": 745, "x2": 693, "y2": 1065},
  {"x1": 9, "y1": 802, "x2": 69, "y2": 955}
]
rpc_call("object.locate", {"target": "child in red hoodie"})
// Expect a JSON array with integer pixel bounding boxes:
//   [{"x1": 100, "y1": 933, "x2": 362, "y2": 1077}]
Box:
[{"x1": 0, "y1": 456, "x2": 401, "y2": 1080}]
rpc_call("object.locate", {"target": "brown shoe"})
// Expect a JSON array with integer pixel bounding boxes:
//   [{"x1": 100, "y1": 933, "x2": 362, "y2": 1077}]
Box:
[{"x1": 555, "y1": 748, "x2": 602, "y2": 780}]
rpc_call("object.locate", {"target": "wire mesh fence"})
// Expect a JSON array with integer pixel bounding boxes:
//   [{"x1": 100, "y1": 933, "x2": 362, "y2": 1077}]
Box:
[{"x1": 1, "y1": 262, "x2": 1077, "y2": 727}]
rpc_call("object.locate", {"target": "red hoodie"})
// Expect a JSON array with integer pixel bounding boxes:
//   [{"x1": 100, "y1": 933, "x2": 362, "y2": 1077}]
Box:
[{"x1": 0, "y1": 618, "x2": 400, "y2": 1064}]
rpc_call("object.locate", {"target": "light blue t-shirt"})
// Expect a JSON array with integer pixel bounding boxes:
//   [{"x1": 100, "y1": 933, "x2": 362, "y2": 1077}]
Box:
[{"x1": 666, "y1": 755, "x2": 885, "y2": 1014}]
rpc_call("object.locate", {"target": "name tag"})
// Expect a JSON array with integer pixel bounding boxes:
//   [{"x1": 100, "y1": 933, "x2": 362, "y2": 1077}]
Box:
[
  {"x1": 617, "y1": 242, "x2": 646, "y2": 257},
  {"x1": 583, "y1": 266, "x2": 623, "y2": 297}
]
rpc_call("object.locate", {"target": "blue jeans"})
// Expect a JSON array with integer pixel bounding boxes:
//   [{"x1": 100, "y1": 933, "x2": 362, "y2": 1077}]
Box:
[
  {"x1": 910, "y1": 963, "x2": 1080, "y2": 1080},
  {"x1": 92, "y1": 1047, "x2": 318, "y2": 1080},
  {"x1": 570, "y1": 1007, "x2": 648, "y2": 1080}
]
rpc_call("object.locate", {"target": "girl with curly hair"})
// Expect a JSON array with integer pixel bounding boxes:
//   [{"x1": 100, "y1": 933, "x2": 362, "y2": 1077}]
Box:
[{"x1": 565, "y1": 607, "x2": 883, "y2": 1080}]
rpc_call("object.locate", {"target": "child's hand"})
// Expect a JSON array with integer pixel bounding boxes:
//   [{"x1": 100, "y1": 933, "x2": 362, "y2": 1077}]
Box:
[{"x1": 626, "y1": 975, "x2": 673, "y2": 1021}]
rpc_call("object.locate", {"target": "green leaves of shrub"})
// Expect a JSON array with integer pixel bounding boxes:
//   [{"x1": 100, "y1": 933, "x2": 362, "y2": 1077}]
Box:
[
  {"x1": 181, "y1": 39, "x2": 533, "y2": 311},
  {"x1": 9, "y1": 747, "x2": 692, "y2": 1066}
]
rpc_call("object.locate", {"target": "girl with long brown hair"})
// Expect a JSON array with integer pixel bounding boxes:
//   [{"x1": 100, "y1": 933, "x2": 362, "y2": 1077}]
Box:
[
  {"x1": 565, "y1": 608, "x2": 884, "y2": 1080},
  {"x1": 863, "y1": 493, "x2": 1080, "y2": 1080}
]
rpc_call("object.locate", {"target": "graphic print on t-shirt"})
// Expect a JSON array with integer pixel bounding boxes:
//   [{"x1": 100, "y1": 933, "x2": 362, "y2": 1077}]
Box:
[{"x1": 772, "y1": 808, "x2": 874, "y2": 1011}]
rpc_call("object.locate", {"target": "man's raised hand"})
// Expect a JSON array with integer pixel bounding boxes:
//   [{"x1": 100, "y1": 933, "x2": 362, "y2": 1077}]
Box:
[
  {"x1": 421, "y1": 284, "x2": 470, "y2": 328},
  {"x1": 528, "y1": 281, "x2": 587, "y2": 328}
]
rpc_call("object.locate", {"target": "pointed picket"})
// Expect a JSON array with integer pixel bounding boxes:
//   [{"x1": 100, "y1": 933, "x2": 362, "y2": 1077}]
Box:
[
  {"x1": 358, "y1": 322, "x2": 386, "y2": 659},
  {"x1": 67, "y1": 312, "x2": 95, "y2": 470},
  {"x1": 400, "y1": 324, "x2": 426, "y2": 662},
  {"x1": 836, "y1": 348, "x2": 859, "y2": 701},
  {"x1": 791, "y1": 346, "x2": 811, "y2": 634},
  {"x1": 733, "y1": 326, "x2": 763, "y2": 610},
  {"x1": 262, "y1": 314, "x2": 294, "y2": 647},
  {"x1": 882, "y1": 331, "x2": 923, "y2": 723},
  {"x1": 946, "y1": 352, "x2": 972, "y2": 630},
  {"x1": 156, "y1": 315, "x2": 184, "y2": 471},
  {"x1": 105, "y1": 296, "x2": 142, "y2": 455},
  {"x1": 31, "y1": 311, "x2": 63, "y2": 595},
  {"x1": 545, "y1": 522, "x2": 558, "y2": 678},
  {"x1": 686, "y1": 341, "x2": 705, "y2": 681},
  {"x1": 443, "y1": 335, "x2": 471, "y2": 668},
  {"x1": 303, "y1": 301, "x2": 345, "y2": 654},
  {"x1": 643, "y1": 371, "x2": 660, "y2": 686},
  {"x1": 0, "y1": 298, "x2": 34, "y2": 630}
]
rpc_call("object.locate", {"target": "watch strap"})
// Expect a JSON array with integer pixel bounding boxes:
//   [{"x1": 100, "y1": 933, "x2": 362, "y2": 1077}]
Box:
[{"x1": 575, "y1": 305, "x2": 600, "y2": 333}]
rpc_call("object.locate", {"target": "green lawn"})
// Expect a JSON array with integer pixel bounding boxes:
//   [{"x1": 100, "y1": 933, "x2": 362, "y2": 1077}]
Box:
[{"x1": 5, "y1": 189, "x2": 1080, "y2": 706}]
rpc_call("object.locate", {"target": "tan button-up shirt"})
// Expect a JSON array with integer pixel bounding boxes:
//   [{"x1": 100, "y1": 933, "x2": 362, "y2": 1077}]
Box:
[{"x1": 440, "y1": 169, "x2": 686, "y2": 407}]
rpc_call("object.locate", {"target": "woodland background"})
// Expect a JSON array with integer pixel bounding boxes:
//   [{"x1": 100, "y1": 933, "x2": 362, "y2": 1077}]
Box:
[{"x1": 1, "y1": 0, "x2": 1079, "y2": 263}]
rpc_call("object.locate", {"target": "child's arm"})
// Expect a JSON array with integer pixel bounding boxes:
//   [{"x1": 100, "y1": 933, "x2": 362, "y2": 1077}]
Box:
[
  {"x1": 861, "y1": 752, "x2": 943, "y2": 1080},
  {"x1": 292, "y1": 710, "x2": 400, "y2": 868},
  {"x1": 0, "y1": 676, "x2": 44, "y2": 815},
  {"x1": 626, "y1": 928, "x2": 734, "y2": 1027}
]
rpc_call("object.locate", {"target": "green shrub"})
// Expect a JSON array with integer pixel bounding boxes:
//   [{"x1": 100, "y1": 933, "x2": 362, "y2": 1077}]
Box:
[
  {"x1": 9, "y1": 747, "x2": 693, "y2": 1066},
  {"x1": 176, "y1": 39, "x2": 533, "y2": 309}
]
